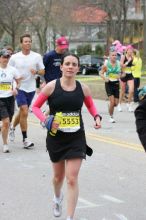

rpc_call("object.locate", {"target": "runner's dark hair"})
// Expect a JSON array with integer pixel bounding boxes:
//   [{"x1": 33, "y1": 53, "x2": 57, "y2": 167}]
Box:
[
  {"x1": 20, "y1": 34, "x2": 32, "y2": 43},
  {"x1": 61, "y1": 52, "x2": 80, "y2": 66}
]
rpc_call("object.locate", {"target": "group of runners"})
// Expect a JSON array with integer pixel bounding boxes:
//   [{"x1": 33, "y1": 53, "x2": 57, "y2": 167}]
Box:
[
  {"x1": 100, "y1": 40, "x2": 142, "y2": 123},
  {"x1": 0, "y1": 32, "x2": 144, "y2": 220}
]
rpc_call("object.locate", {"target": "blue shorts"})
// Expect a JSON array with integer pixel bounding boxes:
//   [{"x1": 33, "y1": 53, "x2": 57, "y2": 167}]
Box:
[{"x1": 16, "y1": 90, "x2": 35, "y2": 107}]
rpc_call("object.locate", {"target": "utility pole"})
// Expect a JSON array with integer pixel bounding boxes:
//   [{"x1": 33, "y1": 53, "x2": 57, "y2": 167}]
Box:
[{"x1": 143, "y1": 0, "x2": 146, "y2": 69}]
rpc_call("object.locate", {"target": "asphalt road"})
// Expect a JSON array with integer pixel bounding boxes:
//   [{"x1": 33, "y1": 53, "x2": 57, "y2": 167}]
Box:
[{"x1": 0, "y1": 100, "x2": 146, "y2": 220}]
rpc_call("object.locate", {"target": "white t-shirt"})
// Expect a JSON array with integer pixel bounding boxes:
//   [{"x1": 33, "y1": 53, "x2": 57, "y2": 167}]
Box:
[
  {"x1": 0, "y1": 66, "x2": 20, "y2": 98},
  {"x1": 8, "y1": 51, "x2": 44, "y2": 92}
]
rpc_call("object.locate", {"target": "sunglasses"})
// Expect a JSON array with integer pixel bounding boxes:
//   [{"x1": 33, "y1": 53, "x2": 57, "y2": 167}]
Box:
[{"x1": 1, "y1": 55, "x2": 10, "y2": 58}]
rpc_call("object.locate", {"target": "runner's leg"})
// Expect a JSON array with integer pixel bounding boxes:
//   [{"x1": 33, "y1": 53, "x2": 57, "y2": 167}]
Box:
[{"x1": 66, "y1": 158, "x2": 82, "y2": 218}]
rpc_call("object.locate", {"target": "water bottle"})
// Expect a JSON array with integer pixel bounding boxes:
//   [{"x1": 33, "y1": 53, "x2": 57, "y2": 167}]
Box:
[{"x1": 49, "y1": 112, "x2": 63, "y2": 136}]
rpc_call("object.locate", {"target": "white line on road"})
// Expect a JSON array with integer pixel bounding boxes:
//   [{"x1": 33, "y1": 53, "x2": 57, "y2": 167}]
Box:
[
  {"x1": 101, "y1": 194, "x2": 124, "y2": 203},
  {"x1": 22, "y1": 163, "x2": 35, "y2": 168},
  {"x1": 77, "y1": 197, "x2": 102, "y2": 209},
  {"x1": 79, "y1": 218, "x2": 88, "y2": 220},
  {"x1": 115, "y1": 213, "x2": 128, "y2": 220},
  {"x1": 77, "y1": 204, "x2": 102, "y2": 209}
]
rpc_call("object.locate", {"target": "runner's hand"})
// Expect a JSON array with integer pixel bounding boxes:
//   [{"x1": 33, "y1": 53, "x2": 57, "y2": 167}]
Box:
[
  {"x1": 94, "y1": 115, "x2": 102, "y2": 129},
  {"x1": 44, "y1": 115, "x2": 54, "y2": 131},
  {"x1": 104, "y1": 77, "x2": 109, "y2": 82},
  {"x1": 30, "y1": 68, "x2": 37, "y2": 75},
  {"x1": 11, "y1": 88, "x2": 18, "y2": 96}
]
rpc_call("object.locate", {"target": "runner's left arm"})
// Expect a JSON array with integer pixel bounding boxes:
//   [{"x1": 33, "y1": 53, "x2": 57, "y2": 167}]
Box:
[{"x1": 82, "y1": 83, "x2": 102, "y2": 129}]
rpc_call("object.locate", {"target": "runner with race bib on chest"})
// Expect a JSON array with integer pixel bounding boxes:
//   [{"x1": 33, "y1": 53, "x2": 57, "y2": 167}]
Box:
[
  {"x1": 32, "y1": 53, "x2": 102, "y2": 220},
  {"x1": 0, "y1": 49, "x2": 21, "y2": 153},
  {"x1": 100, "y1": 47, "x2": 121, "y2": 123}
]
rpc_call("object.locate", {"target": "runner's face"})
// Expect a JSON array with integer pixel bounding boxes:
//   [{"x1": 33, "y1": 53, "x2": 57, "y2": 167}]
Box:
[
  {"x1": 21, "y1": 37, "x2": 32, "y2": 51},
  {"x1": 126, "y1": 48, "x2": 133, "y2": 56},
  {"x1": 60, "y1": 55, "x2": 79, "y2": 77},
  {"x1": 56, "y1": 46, "x2": 68, "y2": 54},
  {"x1": 110, "y1": 51, "x2": 117, "y2": 62},
  {"x1": 0, "y1": 56, "x2": 10, "y2": 66}
]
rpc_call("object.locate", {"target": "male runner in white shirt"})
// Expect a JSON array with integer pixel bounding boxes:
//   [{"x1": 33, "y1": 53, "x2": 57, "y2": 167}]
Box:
[{"x1": 9, "y1": 34, "x2": 45, "y2": 148}]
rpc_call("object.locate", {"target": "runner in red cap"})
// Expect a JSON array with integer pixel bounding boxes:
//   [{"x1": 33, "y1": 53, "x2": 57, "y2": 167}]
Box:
[
  {"x1": 55, "y1": 36, "x2": 69, "y2": 49},
  {"x1": 42, "y1": 36, "x2": 69, "y2": 119}
]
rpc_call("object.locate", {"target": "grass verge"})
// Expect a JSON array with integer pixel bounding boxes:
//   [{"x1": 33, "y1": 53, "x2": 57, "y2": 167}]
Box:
[{"x1": 76, "y1": 75, "x2": 146, "y2": 100}]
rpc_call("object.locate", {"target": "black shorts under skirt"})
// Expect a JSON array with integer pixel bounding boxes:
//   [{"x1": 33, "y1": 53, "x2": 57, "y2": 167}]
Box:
[{"x1": 46, "y1": 129, "x2": 87, "y2": 163}]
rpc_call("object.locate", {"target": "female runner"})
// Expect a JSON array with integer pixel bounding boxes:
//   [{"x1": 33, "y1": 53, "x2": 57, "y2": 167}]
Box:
[{"x1": 32, "y1": 53, "x2": 101, "y2": 220}]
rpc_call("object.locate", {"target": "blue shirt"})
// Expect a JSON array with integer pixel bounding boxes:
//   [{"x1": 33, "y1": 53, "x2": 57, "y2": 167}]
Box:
[{"x1": 43, "y1": 50, "x2": 62, "y2": 83}]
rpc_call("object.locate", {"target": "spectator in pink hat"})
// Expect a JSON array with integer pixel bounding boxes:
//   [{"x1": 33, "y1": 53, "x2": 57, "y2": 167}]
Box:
[
  {"x1": 112, "y1": 40, "x2": 125, "y2": 60},
  {"x1": 112, "y1": 40, "x2": 121, "y2": 46}
]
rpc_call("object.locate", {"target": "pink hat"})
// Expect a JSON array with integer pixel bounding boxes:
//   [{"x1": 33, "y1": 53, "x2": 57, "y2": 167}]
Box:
[
  {"x1": 126, "y1": 45, "x2": 133, "y2": 51},
  {"x1": 122, "y1": 45, "x2": 126, "y2": 51},
  {"x1": 56, "y1": 36, "x2": 69, "y2": 49},
  {"x1": 115, "y1": 44, "x2": 123, "y2": 54},
  {"x1": 112, "y1": 40, "x2": 121, "y2": 45}
]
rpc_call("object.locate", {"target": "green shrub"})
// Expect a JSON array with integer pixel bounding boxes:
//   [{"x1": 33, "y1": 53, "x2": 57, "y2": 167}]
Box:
[
  {"x1": 95, "y1": 45, "x2": 104, "y2": 56},
  {"x1": 77, "y1": 44, "x2": 92, "y2": 56}
]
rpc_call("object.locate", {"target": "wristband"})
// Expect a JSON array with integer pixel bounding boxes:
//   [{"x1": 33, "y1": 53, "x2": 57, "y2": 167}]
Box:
[
  {"x1": 94, "y1": 114, "x2": 102, "y2": 121},
  {"x1": 45, "y1": 115, "x2": 54, "y2": 131}
]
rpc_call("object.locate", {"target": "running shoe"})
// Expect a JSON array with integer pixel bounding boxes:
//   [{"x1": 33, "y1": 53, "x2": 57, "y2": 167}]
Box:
[
  {"x1": 109, "y1": 117, "x2": 115, "y2": 123},
  {"x1": 127, "y1": 103, "x2": 134, "y2": 112},
  {"x1": 66, "y1": 217, "x2": 73, "y2": 220},
  {"x1": 9, "y1": 128, "x2": 15, "y2": 142},
  {"x1": 3, "y1": 145, "x2": 10, "y2": 153},
  {"x1": 53, "y1": 193, "x2": 63, "y2": 217},
  {"x1": 128, "y1": 106, "x2": 134, "y2": 112},
  {"x1": 117, "y1": 104, "x2": 122, "y2": 112},
  {"x1": 23, "y1": 138, "x2": 34, "y2": 149}
]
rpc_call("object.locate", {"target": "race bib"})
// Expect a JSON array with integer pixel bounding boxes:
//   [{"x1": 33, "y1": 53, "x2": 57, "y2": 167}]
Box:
[
  {"x1": 108, "y1": 73, "x2": 118, "y2": 81},
  {"x1": 124, "y1": 66, "x2": 132, "y2": 73},
  {"x1": 58, "y1": 112, "x2": 80, "y2": 132},
  {"x1": 0, "y1": 82, "x2": 11, "y2": 91}
]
